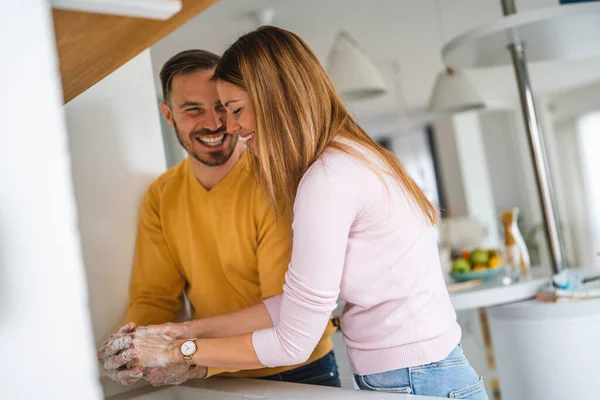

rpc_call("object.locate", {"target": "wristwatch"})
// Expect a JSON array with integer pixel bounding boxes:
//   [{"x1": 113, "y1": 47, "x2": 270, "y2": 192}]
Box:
[{"x1": 180, "y1": 339, "x2": 197, "y2": 370}]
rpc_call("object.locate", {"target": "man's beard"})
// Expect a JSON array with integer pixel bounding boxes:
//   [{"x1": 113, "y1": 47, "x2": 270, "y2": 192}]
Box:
[{"x1": 173, "y1": 120, "x2": 238, "y2": 167}]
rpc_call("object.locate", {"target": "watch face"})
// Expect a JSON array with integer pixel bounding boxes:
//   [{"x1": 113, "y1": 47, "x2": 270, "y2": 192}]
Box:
[{"x1": 181, "y1": 340, "x2": 197, "y2": 356}]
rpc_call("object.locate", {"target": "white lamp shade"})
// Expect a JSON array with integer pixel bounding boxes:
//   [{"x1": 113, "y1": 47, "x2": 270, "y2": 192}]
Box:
[
  {"x1": 428, "y1": 68, "x2": 484, "y2": 114},
  {"x1": 327, "y1": 31, "x2": 387, "y2": 101}
]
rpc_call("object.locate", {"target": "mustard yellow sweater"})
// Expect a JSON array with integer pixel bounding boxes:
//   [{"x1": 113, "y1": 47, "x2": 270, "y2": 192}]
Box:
[{"x1": 124, "y1": 152, "x2": 334, "y2": 378}]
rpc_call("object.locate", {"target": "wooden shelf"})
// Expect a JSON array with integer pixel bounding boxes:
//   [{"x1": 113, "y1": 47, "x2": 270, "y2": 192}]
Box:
[{"x1": 53, "y1": 0, "x2": 217, "y2": 103}]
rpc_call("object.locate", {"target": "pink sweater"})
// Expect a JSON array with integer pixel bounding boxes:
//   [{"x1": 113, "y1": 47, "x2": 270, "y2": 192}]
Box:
[{"x1": 252, "y1": 144, "x2": 461, "y2": 376}]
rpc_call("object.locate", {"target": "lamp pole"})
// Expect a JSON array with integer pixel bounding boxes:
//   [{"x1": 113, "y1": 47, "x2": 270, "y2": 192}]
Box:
[{"x1": 501, "y1": 0, "x2": 566, "y2": 274}]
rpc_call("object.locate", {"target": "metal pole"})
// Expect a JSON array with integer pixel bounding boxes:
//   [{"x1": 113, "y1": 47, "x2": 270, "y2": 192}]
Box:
[
  {"x1": 501, "y1": 0, "x2": 517, "y2": 16},
  {"x1": 502, "y1": 0, "x2": 566, "y2": 274}
]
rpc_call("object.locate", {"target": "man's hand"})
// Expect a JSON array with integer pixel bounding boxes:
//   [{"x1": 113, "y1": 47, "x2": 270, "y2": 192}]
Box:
[
  {"x1": 98, "y1": 322, "x2": 144, "y2": 385},
  {"x1": 135, "y1": 322, "x2": 191, "y2": 340},
  {"x1": 109, "y1": 322, "x2": 136, "y2": 339},
  {"x1": 98, "y1": 322, "x2": 136, "y2": 362},
  {"x1": 143, "y1": 364, "x2": 207, "y2": 386},
  {"x1": 104, "y1": 365, "x2": 145, "y2": 386}
]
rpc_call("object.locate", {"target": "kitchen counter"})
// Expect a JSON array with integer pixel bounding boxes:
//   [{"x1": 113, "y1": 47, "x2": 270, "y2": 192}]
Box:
[
  {"x1": 331, "y1": 266, "x2": 600, "y2": 315},
  {"x1": 449, "y1": 265, "x2": 600, "y2": 311},
  {"x1": 449, "y1": 266, "x2": 600, "y2": 400},
  {"x1": 104, "y1": 266, "x2": 600, "y2": 400},
  {"x1": 106, "y1": 377, "x2": 445, "y2": 400}
]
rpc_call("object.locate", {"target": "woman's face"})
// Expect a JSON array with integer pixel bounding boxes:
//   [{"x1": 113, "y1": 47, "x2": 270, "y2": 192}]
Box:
[{"x1": 216, "y1": 81, "x2": 257, "y2": 152}]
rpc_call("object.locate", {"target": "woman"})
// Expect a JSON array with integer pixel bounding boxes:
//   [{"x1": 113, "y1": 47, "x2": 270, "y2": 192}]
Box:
[{"x1": 129, "y1": 26, "x2": 487, "y2": 399}]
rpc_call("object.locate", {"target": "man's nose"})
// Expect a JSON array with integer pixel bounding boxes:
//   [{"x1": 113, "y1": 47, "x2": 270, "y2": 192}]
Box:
[{"x1": 204, "y1": 109, "x2": 222, "y2": 131}]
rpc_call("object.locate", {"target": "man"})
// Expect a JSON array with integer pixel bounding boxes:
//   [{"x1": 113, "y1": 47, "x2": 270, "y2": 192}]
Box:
[{"x1": 97, "y1": 50, "x2": 339, "y2": 387}]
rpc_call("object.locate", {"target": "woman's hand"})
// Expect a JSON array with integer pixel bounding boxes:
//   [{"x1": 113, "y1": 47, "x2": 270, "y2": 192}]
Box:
[
  {"x1": 128, "y1": 332, "x2": 207, "y2": 386},
  {"x1": 129, "y1": 332, "x2": 181, "y2": 369},
  {"x1": 135, "y1": 322, "x2": 192, "y2": 340}
]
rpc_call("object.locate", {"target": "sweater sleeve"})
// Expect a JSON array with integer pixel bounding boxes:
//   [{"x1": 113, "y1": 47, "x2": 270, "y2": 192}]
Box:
[
  {"x1": 122, "y1": 184, "x2": 186, "y2": 328},
  {"x1": 252, "y1": 159, "x2": 358, "y2": 366}
]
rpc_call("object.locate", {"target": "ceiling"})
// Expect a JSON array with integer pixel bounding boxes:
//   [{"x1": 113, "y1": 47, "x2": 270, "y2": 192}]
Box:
[{"x1": 150, "y1": 0, "x2": 600, "y2": 134}]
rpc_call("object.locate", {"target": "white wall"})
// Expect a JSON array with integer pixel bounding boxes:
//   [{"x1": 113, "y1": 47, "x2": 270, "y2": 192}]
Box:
[
  {"x1": 428, "y1": 113, "x2": 501, "y2": 247},
  {"x1": 0, "y1": 2, "x2": 102, "y2": 399},
  {"x1": 432, "y1": 116, "x2": 469, "y2": 217},
  {"x1": 453, "y1": 112, "x2": 501, "y2": 248},
  {"x1": 388, "y1": 129, "x2": 441, "y2": 211},
  {"x1": 577, "y1": 113, "x2": 600, "y2": 267},
  {"x1": 540, "y1": 80, "x2": 600, "y2": 267},
  {"x1": 480, "y1": 111, "x2": 532, "y2": 224},
  {"x1": 548, "y1": 81, "x2": 600, "y2": 124},
  {"x1": 64, "y1": 50, "x2": 168, "y2": 395},
  {"x1": 552, "y1": 119, "x2": 594, "y2": 266}
]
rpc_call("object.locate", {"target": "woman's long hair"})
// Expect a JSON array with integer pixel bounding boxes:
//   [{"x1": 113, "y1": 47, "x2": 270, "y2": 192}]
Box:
[{"x1": 213, "y1": 26, "x2": 437, "y2": 225}]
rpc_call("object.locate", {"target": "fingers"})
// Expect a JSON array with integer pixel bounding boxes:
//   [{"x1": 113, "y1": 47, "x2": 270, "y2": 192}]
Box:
[
  {"x1": 104, "y1": 365, "x2": 144, "y2": 386},
  {"x1": 142, "y1": 365, "x2": 207, "y2": 386},
  {"x1": 98, "y1": 335, "x2": 133, "y2": 362},
  {"x1": 135, "y1": 324, "x2": 168, "y2": 337},
  {"x1": 116, "y1": 365, "x2": 144, "y2": 385},
  {"x1": 103, "y1": 348, "x2": 137, "y2": 371},
  {"x1": 148, "y1": 376, "x2": 185, "y2": 387},
  {"x1": 144, "y1": 368, "x2": 186, "y2": 387},
  {"x1": 97, "y1": 340, "x2": 109, "y2": 361},
  {"x1": 195, "y1": 366, "x2": 208, "y2": 379},
  {"x1": 110, "y1": 322, "x2": 136, "y2": 339}
]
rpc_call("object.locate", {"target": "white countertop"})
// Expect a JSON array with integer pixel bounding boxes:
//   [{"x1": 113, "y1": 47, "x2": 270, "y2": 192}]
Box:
[
  {"x1": 331, "y1": 266, "x2": 600, "y2": 316},
  {"x1": 106, "y1": 377, "x2": 445, "y2": 400},
  {"x1": 449, "y1": 266, "x2": 600, "y2": 311}
]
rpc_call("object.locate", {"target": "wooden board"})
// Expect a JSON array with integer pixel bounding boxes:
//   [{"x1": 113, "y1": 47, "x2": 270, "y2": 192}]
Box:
[
  {"x1": 53, "y1": 0, "x2": 218, "y2": 103},
  {"x1": 446, "y1": 279, "x2": 484, "y2": 293}
]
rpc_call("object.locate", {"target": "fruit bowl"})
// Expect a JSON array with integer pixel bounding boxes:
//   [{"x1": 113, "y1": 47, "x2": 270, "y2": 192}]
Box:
[
  {"x1": 449, "y1": 248, "x2": 505, "y2": 282},
  {"x1": 450, "y1": 265, "x2": 505, "y2": 282}
]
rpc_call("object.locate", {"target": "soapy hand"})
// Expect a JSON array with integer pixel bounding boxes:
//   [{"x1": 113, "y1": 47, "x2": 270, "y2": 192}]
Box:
[
  {"x1": 143, "y1": 364, "x2": 207, "y2": 386},
  {"x1": 128, "y1": 332, "x2": 207, "y2": 385},
  {"x1": 104, "y1": 364, "x2": 145, "y2": 386},
  {"x1": 135, "y1": 322, "x2": 191, "y2": 340},
  {"x1": 110, "y1": 322, "x2": 137, "y2": 339},
  {"x1": 100, "y1": 323, "x2": 207, "y2": 386},
  {"x1": 98, "y1": 322, "x2": 144, "y2": 385},
  {"x1": 128, "y1": 332, "x2": 178, "y2": 369}
]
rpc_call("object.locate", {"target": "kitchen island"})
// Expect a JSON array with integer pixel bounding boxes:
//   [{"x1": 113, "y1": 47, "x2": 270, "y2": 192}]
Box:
[{"x1": 449, "y1": 265, "x2": 600, "y2": 400}]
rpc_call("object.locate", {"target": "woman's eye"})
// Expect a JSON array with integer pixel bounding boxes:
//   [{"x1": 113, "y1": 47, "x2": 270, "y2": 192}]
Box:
[{"x1": 232, "y1": 108, "x2": 242, "y2": 116}]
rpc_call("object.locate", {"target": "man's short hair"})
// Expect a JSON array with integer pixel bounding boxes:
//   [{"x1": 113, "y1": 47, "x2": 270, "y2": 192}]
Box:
[{"x1": 160, "y1": 49, "x2": 220, "y2": 103}]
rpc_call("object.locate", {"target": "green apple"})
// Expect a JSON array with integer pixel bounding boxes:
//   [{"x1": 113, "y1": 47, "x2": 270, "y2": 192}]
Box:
[
  {"x1": 452, "y1": 259, "x2": 471, "y2": 274},
  {"x1": 470, "y1": 249, "x2": 490, "y2": 265}
]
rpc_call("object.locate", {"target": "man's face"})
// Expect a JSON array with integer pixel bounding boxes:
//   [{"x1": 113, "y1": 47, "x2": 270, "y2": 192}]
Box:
[{"x1": 160, "y1": 69, "x2": 238, "y2": 166}]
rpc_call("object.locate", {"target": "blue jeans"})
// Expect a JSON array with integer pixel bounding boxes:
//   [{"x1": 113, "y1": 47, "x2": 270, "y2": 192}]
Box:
[
  {"x1": 260, "y1": 350, "x2": 341, "y2": 388},
  {"x1": 354, "y1": 344, "x2": 488, "y2": 399}
]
